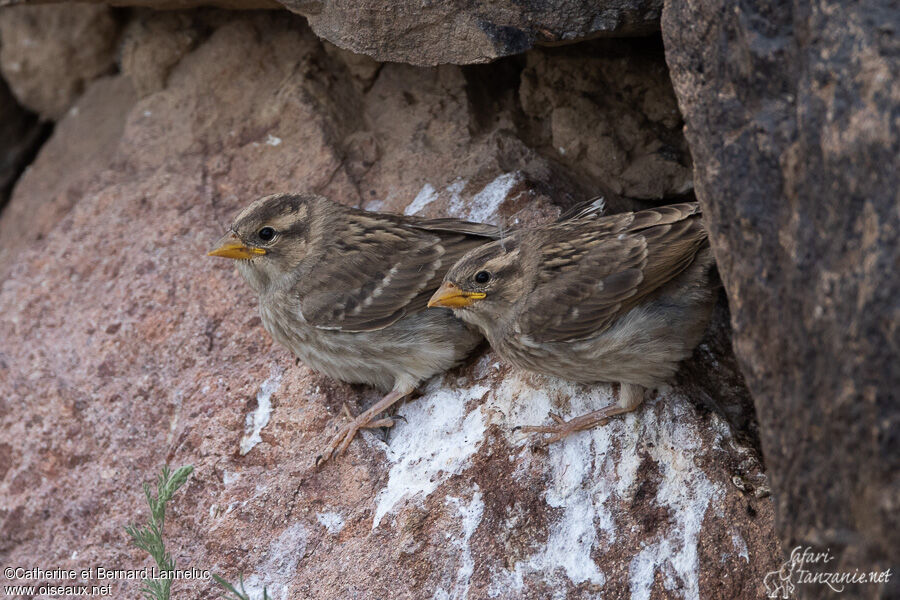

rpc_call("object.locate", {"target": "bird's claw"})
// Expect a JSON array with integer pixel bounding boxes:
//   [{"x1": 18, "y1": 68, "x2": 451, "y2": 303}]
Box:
[
  {"x1": 315, "y1": 407, "x2": 399, "y2": 468},
  {"x1": 366, "y1": 417, "x2": 397, "y2": 428},
  {"x1": 519, "y1": 411, "x2": 611, "y2": 446},
  {"x1": 316, "y1": 420, "x2": 360, "y2": 468}
]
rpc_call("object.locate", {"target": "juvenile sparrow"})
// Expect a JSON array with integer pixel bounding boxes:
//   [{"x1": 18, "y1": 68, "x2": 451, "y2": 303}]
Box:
[
  {"x1": 208, "y1": 193, "x2": 501, "y2": 465},
  {"x1": 428, "y1": 202, "x2": 717, "y2": 443}
]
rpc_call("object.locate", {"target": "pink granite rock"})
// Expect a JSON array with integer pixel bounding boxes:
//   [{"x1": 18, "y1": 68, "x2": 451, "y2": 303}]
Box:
[{"x1": 0, "y1": 11, "x2": 778, "y2": 599}]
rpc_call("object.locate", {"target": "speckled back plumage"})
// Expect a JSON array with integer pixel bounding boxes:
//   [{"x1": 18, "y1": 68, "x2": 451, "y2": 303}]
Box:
[
  {"x1": 232, "y1": 194, "x2": 498, "y2": 393},
  {"x1": 441, "y1": 203, "x2": 718, "y2": 388}
]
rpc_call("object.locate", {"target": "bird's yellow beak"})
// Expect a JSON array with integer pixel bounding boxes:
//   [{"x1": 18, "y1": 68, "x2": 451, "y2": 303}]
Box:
[
  {"x1": 207, "y1": 231, "x2": 266, "y2": 260},
  {"x1": 427, "y1": 281, "x2": 486, "y2": 308}
]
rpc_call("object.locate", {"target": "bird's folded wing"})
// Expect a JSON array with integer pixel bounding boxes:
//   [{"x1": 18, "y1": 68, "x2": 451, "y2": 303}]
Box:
[
  {"x1": 413, "y1": 217, "x2": 501, "y2": 238},
  {"x1": 555, "y1": 195, "x2": 606, "y2": 222},
  {"x1": 297, "y1": 214, "x2": 497, "y2": 331},
  {"x1": 520, "y1": 203, "x2": 707, "y2": 343}
]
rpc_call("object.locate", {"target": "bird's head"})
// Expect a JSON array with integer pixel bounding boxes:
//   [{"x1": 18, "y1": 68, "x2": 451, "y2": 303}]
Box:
[
  {"x1": 208, "y1": 193, "x2": 316, "y2": 292},
  {"x1": 428, "y1": 237, "x2": 525, "y2": 330}
]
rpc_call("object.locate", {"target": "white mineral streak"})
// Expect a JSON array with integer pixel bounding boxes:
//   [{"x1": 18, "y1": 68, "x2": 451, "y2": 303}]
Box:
[
  {"x1": 433, "y1": 489, "x2": 485, "y2": 600},
  {"x1": 242, "y1": 523, "x2": 307, "y2": 600},
  {"x1": 316, "y1": 511, "x2": 346, "y2": 535},
  {"x1": 376, "y1": 361, "x2": 723, "y2": 599},
  {"x1": 451, "y1": 172, "x2": 522, "y2": 225},
  {"x1": 239, "y1": 369, "x2": 283, "y2": 456}
]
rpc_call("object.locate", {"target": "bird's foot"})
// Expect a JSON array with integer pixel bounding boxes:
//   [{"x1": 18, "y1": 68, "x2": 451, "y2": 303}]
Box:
[
  {"x1": 519, "y1": 409, "x2": 617, "y2": 446},
  {"x1": 341, "y1": 403, "x2": 395, "y2": 429},
  {"x1": 315, "y1": 391, "x2": 407, "y2": 468},
  {"x1": 521, "y1": 384, "x2": 647, "y2": 446},
  {"x1": 315, "y1": 419, "x2": 372, "y2": 468}
]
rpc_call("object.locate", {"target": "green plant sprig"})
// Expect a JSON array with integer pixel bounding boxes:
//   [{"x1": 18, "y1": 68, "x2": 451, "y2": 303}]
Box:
[
  {"x1": 213, "y1": 574, "x2": 271, "y2": 600},
  {"x1": 125, "y1": 465, "x2": 194, "y2": 600}
]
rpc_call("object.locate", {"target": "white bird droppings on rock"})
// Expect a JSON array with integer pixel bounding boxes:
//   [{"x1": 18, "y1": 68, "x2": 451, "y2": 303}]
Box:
[
  {"x1": 372, "y1": 380, "x2": 489, "y2": 528},
  {"x1": 222, "y1": 470, "x2": 240, "y2": 486},
  {"x1": 239, "y1": 369, "x2": 283, "y2": 456},
  {"x1": 450, "y1": 172, "x2": 522, "y2": 225},
  {"x1": 433, "y1": 489, "x2": 484, "y2": 600},
  {"x1": 627, "y1": 400, "x2": 721, "y2": 600},
  {"x1": 405, "y1": 183, "x2": 438, "y2": 215},
  {"x1": 316, "y1": 511, "x2": 346, "y2": 535},
  {"x1": 731, "y1": 530, "x2": 750, "y2": 563},
  {"x1": 486, "y1": 374, "x2": 616, "y2": 588},
  {"x1": 376, "y1": 364, "x2": 728, "y2": 597},
  {"x1": 241, "y1": 523, "x2": 308, "y2": 600}
]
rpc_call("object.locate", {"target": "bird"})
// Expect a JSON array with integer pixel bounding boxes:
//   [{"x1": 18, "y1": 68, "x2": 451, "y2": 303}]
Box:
[
  {"x1": 428, "y1": 202, "x2": 717, "y2": 443},
  {"x1": 207, "y1": 193, "x2": 503, "y2": 466}
]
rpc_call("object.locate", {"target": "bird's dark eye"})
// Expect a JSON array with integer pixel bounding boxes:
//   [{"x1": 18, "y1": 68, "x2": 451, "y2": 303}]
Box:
[
  {"x1": 474, "y1": 270, "x2": 491, "y2": 284},
  {"x1": 258, "y1": 227, "x2": 276, "y2": 241}
]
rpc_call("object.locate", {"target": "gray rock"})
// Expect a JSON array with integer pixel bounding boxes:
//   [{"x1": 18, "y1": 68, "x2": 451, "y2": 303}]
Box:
[
  {"x1": 518, "y1": 39, "x2": 693, "y2": 200},
  {"x1": 12, "y1": 0, "x2": 662, "y2": 66},
  {"x1": 0, "y1": 4, "x2": 120, "y2": 119},
  {"x1": 662, "y1": 1, "x2": 899, "y2": 596},
  {"x1": 0, "y1": 76, "x2": 136, "y2": 282},
  {"x1": 282, "y1": 0, "x2": 663, "y2": 65}
]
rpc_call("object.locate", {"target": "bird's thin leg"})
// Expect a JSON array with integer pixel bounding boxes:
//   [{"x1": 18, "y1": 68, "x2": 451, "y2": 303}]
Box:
[
  {"x1": 316, "y1": 389, "x2": 409, "y2": 467},
  {"x1": 521, "y1": 383, "x2": 646, "y2": 445}
]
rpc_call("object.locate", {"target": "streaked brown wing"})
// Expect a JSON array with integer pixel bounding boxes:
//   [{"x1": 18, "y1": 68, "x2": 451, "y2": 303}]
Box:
[
  {"x1": 298, "y1": 212, "x2": 498, "y2": 332},
  {"x1": 520, "y1": 203, "x2": 707, "y2": 342},
  {"x1": 555, "y1": 196, "x2": 606, "y2": 222},
  {"x1": 413, "y1": 217, "x2": 502, "y2": 238}
]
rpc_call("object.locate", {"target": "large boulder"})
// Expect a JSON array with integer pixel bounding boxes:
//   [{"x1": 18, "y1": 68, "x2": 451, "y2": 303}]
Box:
[
  {"x1": 0, "y1": 75, "x2": 136, "y2": 281},
  {"x1": 0, "y1": 11, "x2": 778, "y2": 599},
  {"x1": 13, "y1": 0, "x2": 661, "y2": 65},
  {"x1": 0, "y1": 4, "x2": 121, "y2": 119},
  {"x1": 662, "y1": 0, "x2": 899, "y2": 596},
  {"x1": 279, "y1": 0, "x2": 663, "y2": 65}
]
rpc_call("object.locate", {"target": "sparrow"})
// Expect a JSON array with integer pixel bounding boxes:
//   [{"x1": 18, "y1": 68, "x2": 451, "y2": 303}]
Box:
[
  {"x1": 428, "y1": 202, "x2": 717, "y2": 443},
  {"x1": 208, "y1": 193, "x2": 502, "y2": 466}
]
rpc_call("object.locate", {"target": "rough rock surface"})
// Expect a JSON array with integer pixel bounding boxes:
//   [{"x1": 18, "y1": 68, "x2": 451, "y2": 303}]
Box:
[
  {"x1": 0, "y1": 75, "x2": 136, "y2": 281},
  {"x1": 13, "y1": 0, "x2": 280, "y2": 7},
  {"x1": 0, "y1": 4, "x2": 121, "y2": 119},
  {"x1": 663, "y1": 0, "x2": 899, "y2": 596},
  {"x1": 118, "y1": 9, "x2": 208, "y2": 99},
  {"x1": 14, "y1": 0, "x2": 662, "y2": 65},
  {"x1": 281, "y1": 0, "x2": 663, "y2": 65},
  {"x1": 0, "y1": 10, "x2": 778, "y2": 600},
  {"x1": 519, "y1": 39, "x2": 693, "y2": 200}
]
